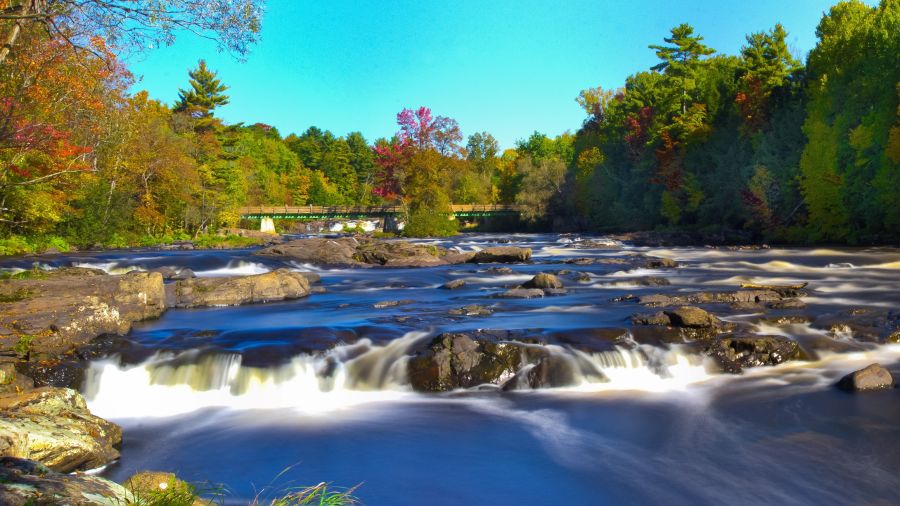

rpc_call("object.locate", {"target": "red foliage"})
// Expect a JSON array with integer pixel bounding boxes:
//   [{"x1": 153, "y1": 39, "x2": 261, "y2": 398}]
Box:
[
  {"x1": 624, "y1": 106, "x2": 653, "y2": 157},
  {"x1": 652, "y1": 131, "x2": 682, "y2": 190}
]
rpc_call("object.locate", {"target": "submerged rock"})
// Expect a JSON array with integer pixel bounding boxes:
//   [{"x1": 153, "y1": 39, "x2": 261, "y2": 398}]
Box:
[
  {"x1": 167, "y1": 269, "x2": 310, "y2": 308},
  {"x1": 705, "y1": 335, "x2": 800, "y2": 373},
  {"x1": 816, "y1": 310, "x2": 900, "y2": 344},
  {"x1": 485, "y1": 266, "x2": 514, "y2": 275},
  {"x1": 836, "y1": 364, "x2": 894, "y2": 392},
  {"x1": 373, "y1": 299, "x2": 414, "y2": 309},
  {"x1": 468, "y1": 246, "x2": 532, "y2": 264},
  {"x1": 495, "y1": 288, "x2": 545, "y2": 299},
  {"x1": 636, "y1": 288, "x2": 799, "y2": 307},
  {"x1": 448, "y1": 304, "x2": 494, "y2": 317},
  {"x1": 442, "y1": 279, "x2": 467, "y2": 290},
  {"x1": 0, "y1": 457, "x2": 128, "y2": 505},
  {"x1": 0, "y1": 387, "x2": 122, "y2": 472},
  {"x1": 0, "y1": 270, "x2": 166, "y2": 359}
]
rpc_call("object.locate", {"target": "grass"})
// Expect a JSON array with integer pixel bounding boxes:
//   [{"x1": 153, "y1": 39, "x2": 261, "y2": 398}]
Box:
[
  {"x1": 262, "y1": 483, "x2": 360, "y2": 506},
  {"x1": 0, "y1": 287, "x2": 31, "y2": 303}
]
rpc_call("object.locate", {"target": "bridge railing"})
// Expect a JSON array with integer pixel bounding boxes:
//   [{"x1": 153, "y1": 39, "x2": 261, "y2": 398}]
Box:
[{"x1": 238, "y1": 204, "x2": 522, "y2": 217}]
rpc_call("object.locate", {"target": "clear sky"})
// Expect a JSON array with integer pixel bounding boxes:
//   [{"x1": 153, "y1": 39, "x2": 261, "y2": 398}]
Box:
[{"x1": 127, "y1": 0, "x2": 840, "y2": 148}]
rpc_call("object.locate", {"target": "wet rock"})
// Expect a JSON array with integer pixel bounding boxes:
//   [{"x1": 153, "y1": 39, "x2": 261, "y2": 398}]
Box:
[
  {"x1": 630, "y1": 306, "x2": 731, "y2": 341},
  {"x1": 0, "y1": 271, "x2": 166, "y2": 359},
  {"x1": 543, "y1": 288, "x2": 569, "y2": 296},
  {"x1": 448, "y1": 304, "x2": 493, "y2": 317},
  {"x1": 642, "y1": 257, "x2": 678, "y2": 269},
  {"x1": 616, "y1": 276, "x2": 671, "y2": 287},
  {"x1": 522, "y1": 273, "x2": 563, "y2": 290},
  {"x1": 666, "y1": 306, "x2": 718, "y2": 327},
  {"x1": 485, "y1": 266, "x2": 514, "y2": 275},
  {"x1": 495, "y1": 288, "x2": 545, "y2": 299},
  {"x1": 258, "y1": 236, "x2": 460, "y2": 267},
  {"x1": 637, "y1": 289, "x2": 788, "y2": 307},
  {"x1": 705, "y1": 335, "x2": 800, "y2": 373},
  {"x1": 505, "y1": 355, "x2": 581, "y2": 390},
  {"x1": 296, "y1": 271, "x2": 321, "y2": 284},
  {"x1": 758, "y1": 315, "x2": 812, "y2": 326},
  {"x1": 168, "y1": 269, "x2": 310, "y2": 309},
  {"x1": 0, "y1": 457, "x2": 128, "y2": 505},
  {"x1": 816, "y1": 310, "x2": 900, "y2": 344},
  {"x1": 468, "y1": 246, "x2": 532, "y2": 264},
  {"x1": 0, "y1": 362, "x2": 32, "y2": 394},
  {"x1": 407, "y1": 333, "x2": 542, "y2": 391},
  {"x1": 573, "y1": 272, "x2": 592, "y2": 283},
  {"x1": 0, "y1": 387, "x2": 122, "y2": 472},
  {"x1": 836, "y1": 364, "x2": 895, "y2": 392},
  {"x1": 256, "y1": 236, "x2": 360, "y2": 265},
  {"x1": 766, "y1": 299, "x2": 806, "y2": 309},
  {"x1": 152, "y1": 266, "x2": 196, "y2": 280},
  {"x1": 373, "y1": 299, "x2": 414, "y2": 309},
  {"x1": 442, "y1": 279, "x2": 467, "y2": 290}
]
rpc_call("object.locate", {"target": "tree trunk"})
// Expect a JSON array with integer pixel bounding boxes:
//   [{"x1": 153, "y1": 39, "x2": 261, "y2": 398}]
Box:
[{"x1": 0, "y1": 15, "x2": 24, "y2": 64}]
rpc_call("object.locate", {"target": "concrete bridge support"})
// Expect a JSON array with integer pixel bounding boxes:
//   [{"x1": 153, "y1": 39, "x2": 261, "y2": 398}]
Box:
[{"x1": 260, "y1": 217, "x2": 276, "y2": 234}]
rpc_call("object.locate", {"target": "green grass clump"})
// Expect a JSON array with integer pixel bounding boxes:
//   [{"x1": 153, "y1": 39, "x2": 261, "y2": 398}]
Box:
[
  {"x1": 256, "y1": 483, "x2": 360, "y2": 506},
  {"x1": 14, "y1": 334, "x2": 35, "y2": 356}
]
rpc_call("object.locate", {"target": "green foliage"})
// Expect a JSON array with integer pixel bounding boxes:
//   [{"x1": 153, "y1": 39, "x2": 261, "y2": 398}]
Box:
[
  {"x1": 174, "y1": 60, "x2": 230, "y2": 118},
  {"x1": 14, "y1": 334, "x2": 35, "y2": 356},
  {"x1": 262, "y1": 483, "x2": 359, "y2": 506}
]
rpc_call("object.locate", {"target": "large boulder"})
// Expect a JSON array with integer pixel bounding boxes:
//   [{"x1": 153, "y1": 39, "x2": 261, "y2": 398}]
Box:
[
  {"x1": 407, "y1": 332, "x2": 543, "y2": 391},
  {"x1": 836, "y1": 364, "x2": 895, "y2": 392},
  {"x1": 522, "y1": 273, "x2": 564, "y2": 290},
  {"x1": 636, "y1": 288, "x2": 801, "y2": 307},
  {"x1": 0, "y1": 388, "x2": 122, "y2": 472},
  {"x1": 704, "y1": 335, "x2": 800, "y2": 373},
  {"x1": 0, "y1": 457, "x2": 128, "y2": 505},
  {"x1": 257, "y1": 237, "x2": 361, "y2": 265},
  {"x1": 468, "y1": 246, "x2": 532, "y2": 264},
  {"x1": 167, "y1": 269, "x2": 310, "y2": 308},
  {"x1": 0, "y1": 270, "x2": 166, "y2": 359},
  {"x1": 630, "y1": 306, "x2": 732, "y2": 342}
]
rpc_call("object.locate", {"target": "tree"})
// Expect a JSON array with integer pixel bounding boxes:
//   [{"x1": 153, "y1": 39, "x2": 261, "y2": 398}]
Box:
[
  {"x1": 736, "y1": 24, "x2": 802, "y2": 132},
  {"x1": 649, "y1": 23, "x2": 715, "y2": 114},
  {"x1": 0, "y1": 0, "x2": 264, "y2": 64},
  {"x1": 173, "y1": 60, "x2": 230, "y2": 118}
]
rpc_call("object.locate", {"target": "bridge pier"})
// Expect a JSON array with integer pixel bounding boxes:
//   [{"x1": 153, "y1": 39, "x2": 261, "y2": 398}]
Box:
[{"x1": 259, "y1": 217, "x2": 276, "y2": 234}]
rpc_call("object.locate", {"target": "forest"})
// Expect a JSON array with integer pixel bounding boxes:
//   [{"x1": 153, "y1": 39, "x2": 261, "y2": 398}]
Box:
[{"x1": 0, "y1": 0, "x2": 898, "y2": 253}]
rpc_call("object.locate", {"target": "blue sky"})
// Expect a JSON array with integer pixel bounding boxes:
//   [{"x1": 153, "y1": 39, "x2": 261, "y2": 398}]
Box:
[{"x1": 127, "y1": 0, "x2": 840, "y2": 148}]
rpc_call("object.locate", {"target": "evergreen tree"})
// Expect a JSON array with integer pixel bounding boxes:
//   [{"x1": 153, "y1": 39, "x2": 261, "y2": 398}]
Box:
[
  {"x1": 650, "y1": 23, "x2": 715, "y2": 114},
  {"x1": 174, "y1": 60, "x2": 230, "y2": 118}
]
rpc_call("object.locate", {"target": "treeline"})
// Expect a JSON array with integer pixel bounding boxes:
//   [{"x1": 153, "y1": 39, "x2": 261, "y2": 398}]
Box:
[
  {"x1": 555, "y1": 0, "x2": 899, "y2": 243},
  {"x1": 0, "y1": 0, "x2": 898, "y2": 248}
]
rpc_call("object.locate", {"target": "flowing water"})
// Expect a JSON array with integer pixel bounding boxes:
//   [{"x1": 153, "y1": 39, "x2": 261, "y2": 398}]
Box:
[{"x1": 3, "y1": 234, "x2": 899, "y2": 505}]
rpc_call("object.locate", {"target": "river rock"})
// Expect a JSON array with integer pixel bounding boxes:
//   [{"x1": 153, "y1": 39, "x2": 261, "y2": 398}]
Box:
[
  {"x1": 448, "y1": 304, "x2": 493, "y2": 316},
  {"x1": 485, "y1": 266, "x2": 514, "y2": 274},
  {"x1": 152, "y1": 266, "x2": 196, "y2": 280},
  {"x1": 0, "y1": 457, "x2": 128, "y2": 505},
  {"x1": 0, "y1": 387, "x2": 122, "y2": 472},
  {"x1": 0, "y1": 270, "x2": 166, "y2": 359},
  {"x1": 257, "y1": 237, "x2": 459, "y2": 267},
  {"x1": 0, "y1": 362, "x2": 32, "y2": 394},
  {"x1": 495, "y1": 288, "x2": 545, "y2": 299},
  {"x1": 373, "y1": 299, "x2": 414, "y2": 309},
  {"x1": 636, "y1": 289, "x2": 793, "y2": 307},
  {"x1": 705, "y1": 335, "x2": 800, "y2": 373},
  {"x1": 407, "y1": 333, "x2": 543, "y2": 391},
  {"x1": 442, "y1": 279, "x2": 467, "y2": 290},
  {"x1": 630, "y1": 306, "x2": 732, "y2": 341},
  {"x1": 836, "y1": 364, "x2": 895, "y2": 392},
  {"x1": 816, "y1": 310, "x2": 900, "y2": 344},
  {"x1": 167, "y1": 269, "x2": 310, "y2": 308},
  {"x1": 522, "y1": 273, "x2": 563, "y2": 290},
  {"x1": 468, "y1": 247, "x2": 532, "y2": 264}
]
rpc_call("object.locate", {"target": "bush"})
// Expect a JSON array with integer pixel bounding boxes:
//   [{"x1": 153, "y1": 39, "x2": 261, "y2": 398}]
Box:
[
  {"x1": 0, "y1": 236, "x2": 36, "y2": 256},
  {"x1": 403, "y1": 209, "x2": 458, "y2": 237}
]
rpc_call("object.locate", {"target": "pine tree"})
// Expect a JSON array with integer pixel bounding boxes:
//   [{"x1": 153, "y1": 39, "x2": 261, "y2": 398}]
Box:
[
  {"x1": 174, "y1": 60, "x2": 230, "y2": 118},
  {"x1": 649, "y1": 24, "x2": 715, "y2": 114}
]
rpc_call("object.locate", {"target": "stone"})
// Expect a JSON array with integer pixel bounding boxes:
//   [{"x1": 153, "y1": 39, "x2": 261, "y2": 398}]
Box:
[
  {"x1": 836, "y1": 364, "x2": 894, "y2": 392},
  {"x1": 665, "y1": 306, "x2": 718, "y2": 328},
  {"x1": 485, "y1": 266, "x2": 514, "y2": 274},
  {"x1": 373, "y1": 300, "x2": 414, "y2": 309},
  {"x1": 167, "y1": 269, "x2": 310, "y2": 308},
  {"x1": 257, "y1": 237, "x2": 459, "y2": 267},
  {"x1": 0, "y1": 388, "x2": 122, "y2": 472},
  {"x1": 705, "y1": 335, "x2": 801, "y2": 373},
  {"x1": 257, "y1": 237, "x2": 360, "y2": 265},
  {"x1": 468, "y1": 246, "x2": 532, "y2": 264},
  {"x1": 495, "y1": 288, "x2": 545, "y2": 299},
  {"x1": 448, "y1": 304, "x2": 493, "y2": 317},
  {"x1": 407, "y1": 333, "x2": 542, "y2": 392},
  {"x1": 0, "y1": 457, "x2": 129, "y2": 505},
  {"x1": 522, "y1": 273, "x2": 564, "y2": 290},
  {"x1": 442, "y1": 279, "x2": 467, "y2": 290},
  {"x1": 0, "y1": 270, "x2": 166, "y2": 359}
]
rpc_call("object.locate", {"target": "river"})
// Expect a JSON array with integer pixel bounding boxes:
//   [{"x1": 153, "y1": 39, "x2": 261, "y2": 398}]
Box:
[{"x1": 4, "y1": 234, "x2": 899, "y2": 505}]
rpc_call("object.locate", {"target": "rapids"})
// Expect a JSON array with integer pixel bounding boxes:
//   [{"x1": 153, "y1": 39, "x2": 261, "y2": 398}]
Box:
[{"x1": 2, "y1": 234, "x2": 899, "y2": 505}]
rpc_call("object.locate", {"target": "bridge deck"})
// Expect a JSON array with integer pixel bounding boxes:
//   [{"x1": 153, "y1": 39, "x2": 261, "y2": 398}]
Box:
[{"x1": 239, "y1": 204, "x2": 520, "y2": 219}]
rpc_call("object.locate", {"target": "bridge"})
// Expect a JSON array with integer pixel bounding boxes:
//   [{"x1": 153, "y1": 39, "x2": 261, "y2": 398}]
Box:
[{"x1": 238, "y1": 204, "x2": 521, "y2": 232}]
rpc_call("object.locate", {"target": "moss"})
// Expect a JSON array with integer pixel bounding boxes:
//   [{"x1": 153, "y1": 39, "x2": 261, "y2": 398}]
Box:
[
  {"x1": 14, "y1": 334, "x2": 35, "y2": 356},
  {"x1": 0, "y1": 287, "x2": 32, "y2": 303}
]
